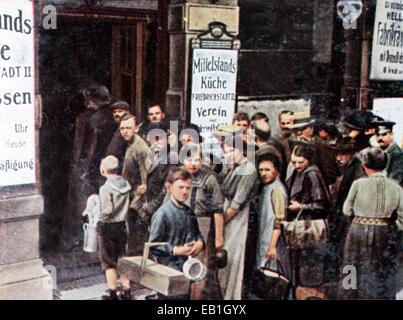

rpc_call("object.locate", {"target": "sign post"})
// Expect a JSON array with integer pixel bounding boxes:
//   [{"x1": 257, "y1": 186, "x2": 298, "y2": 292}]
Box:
[{"x1": 190, "y1": 22, "x2": 240, "y2": 156}]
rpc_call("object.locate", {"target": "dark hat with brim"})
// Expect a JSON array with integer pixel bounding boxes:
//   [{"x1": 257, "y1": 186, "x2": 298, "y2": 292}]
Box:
[
  {"x1": 331, "y1": 136, "x2": 358, "y2": 153},
  {"x1": 343, "y1": 121, "x2": 365, "y2": 132},
  {"x1": 110, "y1": 101, "x2": 130, "y2": 111},
  {"x1": 367, "y1": 115, "x2": 384, "y2": 129},
  {"x1": 343, "y1": 110, "x2": 376, "y2": 132}
]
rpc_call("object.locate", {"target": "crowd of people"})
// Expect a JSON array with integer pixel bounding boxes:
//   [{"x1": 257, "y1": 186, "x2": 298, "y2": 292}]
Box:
[{"x1": 65, "y1": 83, "x2": 403, "y2": 300}]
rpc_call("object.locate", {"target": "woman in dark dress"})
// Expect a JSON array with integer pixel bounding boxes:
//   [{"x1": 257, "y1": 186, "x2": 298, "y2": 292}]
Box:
[
  {"x1": 286, "y1": 143, "x2": 331, "y2": 300},
  {"x1": 339, "y1": 147, "x2": 403, "y2": 300}
]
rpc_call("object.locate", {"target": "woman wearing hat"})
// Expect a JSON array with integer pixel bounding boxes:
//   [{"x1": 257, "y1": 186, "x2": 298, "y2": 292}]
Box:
[{"x1": 326, "y1": 136, "x2": 364, "y2": 296}]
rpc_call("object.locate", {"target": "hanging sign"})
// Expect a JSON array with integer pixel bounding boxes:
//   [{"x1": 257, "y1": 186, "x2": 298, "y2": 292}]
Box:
[
  {"x1": 370, "y1": 0, "x2": 403, "y2": 80},
  {"x1": 190, "y1": 48, "x2": 238, "y2": 154}
]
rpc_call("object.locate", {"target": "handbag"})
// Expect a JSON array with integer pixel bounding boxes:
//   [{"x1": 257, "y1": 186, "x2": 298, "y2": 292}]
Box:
[
  {"x1": 250, "y1": 259, "x2": 291, "y2": 300},
  {"x1": 281, "y1": 209, "x2": 328, "y2": 249}
]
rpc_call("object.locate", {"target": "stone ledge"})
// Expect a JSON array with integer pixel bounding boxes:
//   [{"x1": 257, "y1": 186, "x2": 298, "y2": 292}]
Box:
[
  {"x1": 0, "y1": 194, "x2": 44, "y2": 222},
  {"x1": 0, "y1": 259, "x2": 46, "y2": 287},
  {"x1": 0, "y1": 270, "x2": 53, "y2": 300}
]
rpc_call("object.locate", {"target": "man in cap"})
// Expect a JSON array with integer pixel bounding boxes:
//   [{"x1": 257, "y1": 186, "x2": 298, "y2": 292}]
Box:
[
  {"x1": 130, "y1": 122, "x2": 178, "y2": 255},
  {"x1": 251, "y1": 120, "x2": 287, "y2": 181},
  {"x1": 63, "y1": 84, "x2": 117, "y2": 250},
  {"x1": 375, "y1": 120, "x2": 403, "y2": 186},
  {"x1": 106, "y1": 101, "x2": 131, "y2": 165},
  {"x1": 365, "y1": 114, "x2": 384, "y2": 147},
  {"x1": 342, "y1": 110, "x2": 372, "y2": 151},
  {"x1": 213, "y1": 124, "x2": 243, "y2": 178},
  {"x1": 287, "y1": 111, "x2": 316, "y2": 143},
  {"x1": 287, "y1": 112, "x2": 338, "y2": 186}
]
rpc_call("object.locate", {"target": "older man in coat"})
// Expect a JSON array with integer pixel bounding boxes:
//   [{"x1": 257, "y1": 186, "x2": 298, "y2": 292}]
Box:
[{"x1": 130, "y1": 122, "x2": 178, "y2": 255}]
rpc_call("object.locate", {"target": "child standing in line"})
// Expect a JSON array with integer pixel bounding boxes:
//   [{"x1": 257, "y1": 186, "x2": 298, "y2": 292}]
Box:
[{"x1": 98, "y1": 155, "x2": 132, "y2": 300}]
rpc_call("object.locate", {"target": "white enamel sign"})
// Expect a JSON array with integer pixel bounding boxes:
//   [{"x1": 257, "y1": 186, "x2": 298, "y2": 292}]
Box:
[
  {"x1": 370, "y1": 0, "x2": 403, "y2": 80},
  {"x1": 190, "y1": 49, "x2": 238, "y2": 155}
]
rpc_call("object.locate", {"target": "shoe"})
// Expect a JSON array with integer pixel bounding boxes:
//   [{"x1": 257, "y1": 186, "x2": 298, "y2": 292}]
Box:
[
  {"x1": 119, "y1": 289, "x2": 132, "y2": 300},
  {"x1": 101, "y1": 289, "x2": 118, "y2": 300}
]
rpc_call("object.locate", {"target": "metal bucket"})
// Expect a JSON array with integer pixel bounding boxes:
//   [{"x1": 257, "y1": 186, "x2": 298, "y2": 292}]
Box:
[
  {"x1": 182, "y1": 257, "x2": 207, "y2": 282},
  {"x1": 83, "y1": 223, "x2": 98, "y2": 253}
]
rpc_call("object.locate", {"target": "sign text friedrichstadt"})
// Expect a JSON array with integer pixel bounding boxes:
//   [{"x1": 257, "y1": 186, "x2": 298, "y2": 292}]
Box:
[{"x1": 190, "y1": 49, "x2": 238, "y2": 155}]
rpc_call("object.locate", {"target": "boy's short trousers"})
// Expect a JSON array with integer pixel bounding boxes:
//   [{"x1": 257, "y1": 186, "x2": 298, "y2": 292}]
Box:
[{"x1": 96, "y1": 221, "x2": 127, "y2": 270}]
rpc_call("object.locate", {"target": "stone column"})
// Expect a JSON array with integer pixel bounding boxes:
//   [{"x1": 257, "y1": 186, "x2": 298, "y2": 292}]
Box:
[
  {"x1": 0, "y1": 195, "x2": 53, "y2": 300},
  {"x1": 165, "y1": 0, "x2": 239, "y2": 124}
]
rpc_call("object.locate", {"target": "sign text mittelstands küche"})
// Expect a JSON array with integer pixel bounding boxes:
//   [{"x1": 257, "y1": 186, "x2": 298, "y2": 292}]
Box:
[
  {"x1": 190, "y1": 49, "x2": 238, "y2": 155},
  {"x1": 0, "y1": 0, "x2": 36, "y2": 187}
]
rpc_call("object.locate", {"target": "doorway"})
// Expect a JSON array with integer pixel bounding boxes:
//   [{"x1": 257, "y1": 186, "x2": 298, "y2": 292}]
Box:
[{"x1": 38, "y1": 14, "x2": 157, "y2": 257}]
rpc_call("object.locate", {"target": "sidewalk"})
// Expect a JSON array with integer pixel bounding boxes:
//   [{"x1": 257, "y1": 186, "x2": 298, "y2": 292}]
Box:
[
  {"x1": 53, "y1": 275, "x2": 157, "y2": 300},
  {"x1": 45, "y1": 248, "x2": 403, "y2": 300}
]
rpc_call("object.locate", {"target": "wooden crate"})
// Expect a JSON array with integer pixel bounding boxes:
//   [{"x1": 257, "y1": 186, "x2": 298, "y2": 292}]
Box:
[{"x1": 117, "y1": 256, "x2": 190, "y2": 296}]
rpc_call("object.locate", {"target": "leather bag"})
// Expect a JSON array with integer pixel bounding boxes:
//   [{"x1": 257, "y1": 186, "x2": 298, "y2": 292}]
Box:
[
  {"x1": 281, "y1": 210, "x2": 328, "y2": 249},
  {"x1": 251, "y1": 260, "x2": 291, "y2": 300}
]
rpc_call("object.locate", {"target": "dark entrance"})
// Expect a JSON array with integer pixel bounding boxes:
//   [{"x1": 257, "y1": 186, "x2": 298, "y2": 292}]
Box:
[{"x1": 38, "y1": 13, "x2": 159, "y2": 261}]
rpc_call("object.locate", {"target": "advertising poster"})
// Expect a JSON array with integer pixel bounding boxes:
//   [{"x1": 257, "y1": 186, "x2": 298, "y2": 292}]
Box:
[
  {"x1": 0, "y1": 0, "x2": 35, "y2": 186},
  {"x1": 190, "y1": 48, "x2": 238, "y2": 155},
  {"x1": 370, "y1": 0, "x2": 403, "y2": 80}
]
